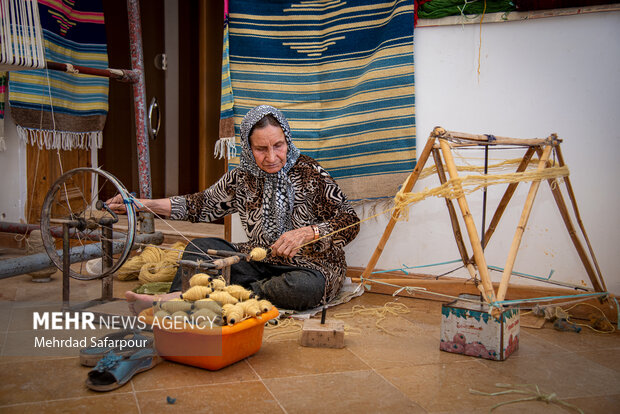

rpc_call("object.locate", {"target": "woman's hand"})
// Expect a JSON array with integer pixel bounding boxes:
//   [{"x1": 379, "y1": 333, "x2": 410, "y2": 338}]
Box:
[
  {"x1": 105, "y1": 194, "x2": 129, "y2": 214},
  {"x1": 270, "y1": 226, "x2": 315, "y2": 259}
]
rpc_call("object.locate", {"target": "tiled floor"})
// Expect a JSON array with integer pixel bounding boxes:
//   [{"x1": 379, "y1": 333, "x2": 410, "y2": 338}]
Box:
[{"x1": 0, "y1": 252, "x2": 619, "y2": 413}]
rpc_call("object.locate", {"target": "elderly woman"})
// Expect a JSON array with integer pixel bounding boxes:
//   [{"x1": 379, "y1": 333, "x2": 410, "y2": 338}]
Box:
[{"x1": 111, "y1": 105, "x2": 360, "y2": 312}]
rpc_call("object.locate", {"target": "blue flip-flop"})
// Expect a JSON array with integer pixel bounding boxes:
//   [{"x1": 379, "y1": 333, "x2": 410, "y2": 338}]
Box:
[
  {"x1": 79, "y1": 329, "x2": 153, "y2": 367},
  {"x1": 86, "y1": 348, "x2": 161, "y2": 392}
]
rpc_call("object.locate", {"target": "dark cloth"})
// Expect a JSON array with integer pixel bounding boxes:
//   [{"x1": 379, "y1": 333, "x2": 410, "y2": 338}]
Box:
[{"x1": 170, "y1": 237, "x2": 325, "y2": 311}]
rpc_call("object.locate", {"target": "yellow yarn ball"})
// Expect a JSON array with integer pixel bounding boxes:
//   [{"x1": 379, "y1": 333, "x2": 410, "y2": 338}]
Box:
[
  {"x1": 154, "y1": 310, "x2": 170, "y2": 320},
  {"x1": 192, "y1": 308, "x2": 223, "y2": 327},
  {"x1": 181, "y1": 285, "x2": 212, "y2": 301},
  {"x1": 207, "y1": 290, "x2": 239, "y2": 305},
  {"x1": 171, "y1": 310, "x2": 189, "y2": 321},
  {"x1": 257, "y1": 299, "x2": 273, "y2": 314},
  {"x1": 189, "y1": 273, "x2": 213, "y2": 287},
  {"x1": 161, "y1": 299, "x2": 193, "y2": 313},
  {"x1": 249, "y1": 247, "x2": 268, "y2": 261},
  {"x1": 193, "y1": 299, "x2": 222, "y2": 314},
  {"x1": 210, "y1": 278, "x2": 227, "y2": 291},
  {"x1": 225, "y1": 284, "x2": 254, "y2": 301},
  {"x1": 238, "y1": 298, "x2": 261, "y2": 317},
  {"x1": 222, "y1": 303, "x2": 244, "y2": 325}
]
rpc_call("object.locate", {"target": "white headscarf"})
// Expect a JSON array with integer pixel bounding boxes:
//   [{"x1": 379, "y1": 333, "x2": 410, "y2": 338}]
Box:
[{"x1": 239, "y1": 105, "x2": 301, "y2": 243}]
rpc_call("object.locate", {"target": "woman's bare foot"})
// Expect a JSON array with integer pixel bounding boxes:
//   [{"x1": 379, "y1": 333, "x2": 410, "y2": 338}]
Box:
[{"x1": 125, "y1": 290, "x2": 181, "y2": 316}]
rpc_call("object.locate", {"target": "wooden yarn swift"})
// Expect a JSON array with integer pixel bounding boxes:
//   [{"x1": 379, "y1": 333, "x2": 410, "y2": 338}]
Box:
[{"x1": 361, "y1": 127, "x2": 606, "y2": 315}]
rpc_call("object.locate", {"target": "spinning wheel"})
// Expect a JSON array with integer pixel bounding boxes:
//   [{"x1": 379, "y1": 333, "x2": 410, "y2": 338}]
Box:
[{"x1": 40, "y1": 168, "x2": 136, "y2": 280}]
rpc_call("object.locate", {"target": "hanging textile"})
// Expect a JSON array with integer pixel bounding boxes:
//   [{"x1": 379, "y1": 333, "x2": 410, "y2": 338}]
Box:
[
  {"x1": 0, "y1": 72, "x2": 6, "y2": 151},
  {"x1": 215, "y1": 2, "x2": 236, "y2": 160},
  {"x1": 225, "y1": 0, "x2": 417, "y2": 201},
  {"x1": 8, "y1": 0, "x2": 109, "y2": 151}
]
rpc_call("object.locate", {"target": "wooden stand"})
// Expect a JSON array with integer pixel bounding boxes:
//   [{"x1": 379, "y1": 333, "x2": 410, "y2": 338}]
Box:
[
  {"x1": 361, "y1": 128, "x2": 607, "y2": 315},
  {"x1": 300, "y1": 319, "x2": 345, "y2": 349}
]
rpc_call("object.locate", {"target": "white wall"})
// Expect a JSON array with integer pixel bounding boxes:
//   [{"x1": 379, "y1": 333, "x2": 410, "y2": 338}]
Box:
[
  {"x1": 345, "y1": 11, "x2": 620, "y2": 295},
  {"x1": 0, "y1": 104, "x2": 28, "y2": 223}
]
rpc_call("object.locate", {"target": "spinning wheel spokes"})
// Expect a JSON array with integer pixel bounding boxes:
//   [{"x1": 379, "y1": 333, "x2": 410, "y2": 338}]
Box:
[{"x1": 40, "y1": 168, "x2": 136, "y2": 280}]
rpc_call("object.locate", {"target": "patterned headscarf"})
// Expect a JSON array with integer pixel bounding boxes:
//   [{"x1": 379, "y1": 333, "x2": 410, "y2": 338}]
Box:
[{"x1": 239, "y1": 105, "x2": 301, "y2": 243}]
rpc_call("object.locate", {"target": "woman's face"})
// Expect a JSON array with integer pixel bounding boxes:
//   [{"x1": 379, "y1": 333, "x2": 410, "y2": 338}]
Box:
[{"x1": 249, "y1": 124, "x2": 289, "y2": 174}]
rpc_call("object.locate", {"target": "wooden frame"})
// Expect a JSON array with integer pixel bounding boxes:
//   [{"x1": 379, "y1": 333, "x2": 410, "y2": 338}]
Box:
[{"x1": 360, "y1": 127, "x2": 606, "y2": 314}]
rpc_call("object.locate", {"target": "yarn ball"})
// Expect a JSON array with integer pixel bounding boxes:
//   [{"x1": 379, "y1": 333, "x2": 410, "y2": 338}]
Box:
[
  {"x1": 161, "y1": 299, "x2": 193, "y2": 313},
  {"x1": 222, "y1": 303, "x2": 244, "y2": 325},
  {"x1": 210, "y1": 278, "x2": 227, "y2": 291},
  {"x1": 171, "y1": 310, "x2": 189, "y2": 321},
  {"x1": 225, "y1": 284, "x2": 254, "y2": 301},
  {"x1": 189, "y1": 273, "x2": 213, "y2": 287},
  {"x1": 192, "y1": 308, "x2": 223, "y2": 327},
  {"x1": 249, "y1": 247, "x2": 268, "y2": 261},
  {"x1": 154, "y1": 310, "x2": 170, "y2": 320},
  {"x1": 180, "y1": 285, "x2": 212, "y2": 301},
  {"x1": 193, "y1": 299, "x2": 222, "y2": 314},
  {"x1": 238, "y1": 298, "x2": 261, "y2": 317},
  {"x1": 208, "y1": 291, "x2": 239, "y2": 305},
  {"x1": 257, "y1": 299, "x2": 273, "y2": 313}
]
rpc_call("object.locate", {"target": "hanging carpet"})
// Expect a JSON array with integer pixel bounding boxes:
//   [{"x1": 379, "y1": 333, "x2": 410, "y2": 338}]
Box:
[
  {"x1": 225, "y1": 0, "x2": 417, "y2": 201},
  {"x1": 8, "y1": 0, "x2": 109, "y2": 151}
]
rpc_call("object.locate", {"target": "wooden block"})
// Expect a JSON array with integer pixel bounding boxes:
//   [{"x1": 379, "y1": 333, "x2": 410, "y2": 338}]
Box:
[{"x1": 300, "y1": 319, "x2": 345, "y2": 349}]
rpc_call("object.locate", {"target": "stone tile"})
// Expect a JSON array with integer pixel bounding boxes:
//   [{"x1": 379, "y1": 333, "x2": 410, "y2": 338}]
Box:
[
  {"x1": 344, "y1": 314, "x2": 467, "y2": 369},
  {"x1": 0, "y1": 394, "x2": 140, "y2": 413},
  {"x1": 458, "y1": 392, "x2": 620, "y2": 414},
  {"x1": 264, "y1": 370, "x2": 425, "y2": 413},
  {"x1": 575, "y1": 347, "x2": 620, "y2": 372},
  {"x1": 247, "y1": 339, "x2": 369, "y2": 379},
  {"x1": 378, "y1": 359, "x2": 527, "y2": 413},
  {"x1": 562, "y1": 393, "x2": 620, "y2": 414},
  {"x1": 0, "y1": 357, "x2": 128, "y2": 406},
  {"x1": 131, "y1": 359, "x2": 258, "y2": 391},
  {"x1": 477, "y1": 349, "x2": 620, "y2": 399},
  {"x1": 509, "y1": 329, "x2": 569, "y2": 359},
  {"x1": 136, "y1": 380, "x2": 283, "y2": 413},
  {"x1": 524, "y1": 324, "x2": 620, "y2": 352}
]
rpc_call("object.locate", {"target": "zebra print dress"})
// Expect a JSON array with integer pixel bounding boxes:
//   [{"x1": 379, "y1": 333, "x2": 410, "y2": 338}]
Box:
[{"x1": 169, "y1": 154, "x2": 360, "y2": 301}]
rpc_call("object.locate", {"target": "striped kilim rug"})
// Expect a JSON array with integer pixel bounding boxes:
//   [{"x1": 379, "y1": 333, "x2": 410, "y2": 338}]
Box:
[
  {"x1": 8, "y1": 0, "x2": 108, "y2": 151},
  {"x1": 224, "y1": 0, "x2": 416, "y2": 201}
]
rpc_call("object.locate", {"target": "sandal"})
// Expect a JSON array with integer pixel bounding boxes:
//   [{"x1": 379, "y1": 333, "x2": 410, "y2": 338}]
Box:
[
  {"x1": 86, "y1": 348, "x2": 161, "y2": 392},
  {"x1": 79, "y1": 329, "x2": 153, "y2": 366}
]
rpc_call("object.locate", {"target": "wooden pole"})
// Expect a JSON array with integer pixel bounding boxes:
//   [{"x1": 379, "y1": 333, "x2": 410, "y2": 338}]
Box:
[
  {"x1": 496, "y1": 144, "x2": 553, "y2": 302},
  {"x1": 555, "y1": 146, "x2": 606, "y2": 291},
  {"x1": 535, "y1": 148, "x2": 605, "y2": 292},
  {"x1": 438, "y1": 138, "x2": 496, "y2": 302},
  {"x1": 198, "y1": 0, "x2": 208, "y2": 190},
  {"x1": 443, "y1": 131, "x2": 558, "y2": 147},
  {"x1": 478, "y1": 146, "x2": 536, "y2": 251},
  {"x1": 432, "y1": 148, "x2": 470, "y2": 266},
  {"x1": 360, "y1": 130, "x2": 438, "y2": 280}
]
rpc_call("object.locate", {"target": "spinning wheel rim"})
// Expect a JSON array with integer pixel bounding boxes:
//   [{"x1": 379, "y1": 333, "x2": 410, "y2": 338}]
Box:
[{"x1": 39, "y1": 167, "x2": 136, "y2": 280}]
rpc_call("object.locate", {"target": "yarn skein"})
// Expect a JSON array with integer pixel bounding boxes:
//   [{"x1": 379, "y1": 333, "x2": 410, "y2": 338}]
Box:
[
  {"x1": 238, "y1": 298, "x2": 261, "y2": 317},
  {"x1": 189, "y1": 273, "x2": 213, "y2": 287},
  {"x1": 160, "y1": 299, "x2": 193, "y2": 313},
  {"x1": 225, "y1": 285, "x2": 254, "y2": 301},
  {"x1": 207, "y1": 291, "x2": 239, "y2": 305},
  {"x1": 257, "y1": 299, "x2": 273, "y2": 313},
  {"x1": 193, "y1": 299, "x2": 223, "y2": 314},
  {"x1": 222, "y1": 303, "x2": 244, "y2": 325},
  {"x1": 210, "y1": 278, "x2": 227, "y2": 291},
  {"x1": 180, "y1": 285, "x2": 212, "y2": 301}
]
